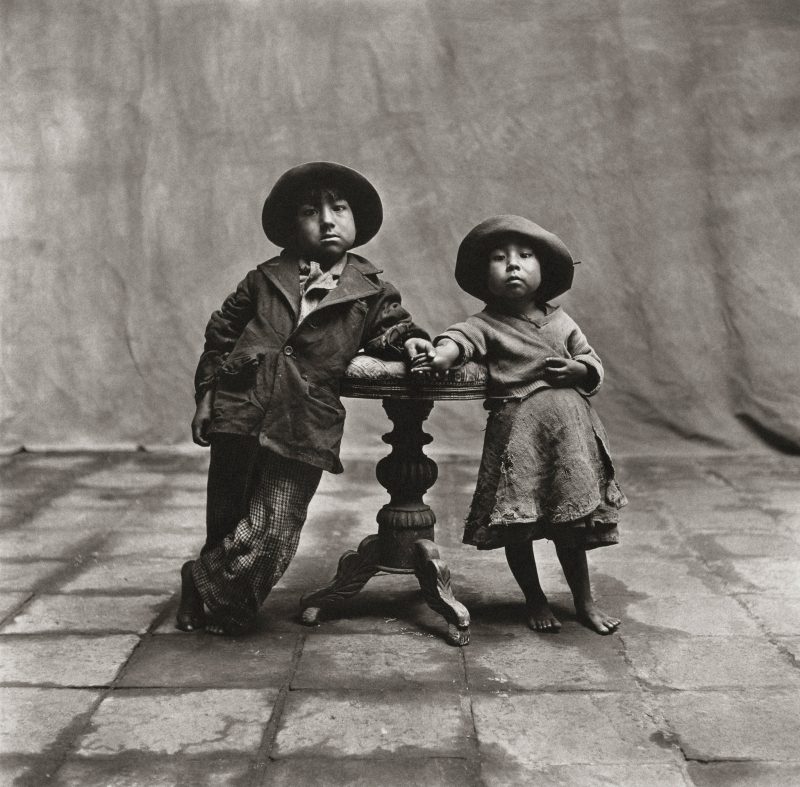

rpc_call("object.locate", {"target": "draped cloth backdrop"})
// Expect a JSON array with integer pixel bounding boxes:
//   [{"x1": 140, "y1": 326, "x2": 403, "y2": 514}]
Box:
[{"x1": 2, "y1": 0, "x2": 799, "y2": 455}]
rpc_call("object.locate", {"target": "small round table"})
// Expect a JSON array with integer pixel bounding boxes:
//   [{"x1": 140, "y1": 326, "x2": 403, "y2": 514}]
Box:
[{"x1": 299, "y1": 355, "x2": 488, "y2": 646}]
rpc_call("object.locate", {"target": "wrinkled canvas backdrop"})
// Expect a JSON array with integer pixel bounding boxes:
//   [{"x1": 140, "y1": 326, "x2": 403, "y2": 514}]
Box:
[{"x1": 2, "y1": 0, "x2": 799, "y2": 455}]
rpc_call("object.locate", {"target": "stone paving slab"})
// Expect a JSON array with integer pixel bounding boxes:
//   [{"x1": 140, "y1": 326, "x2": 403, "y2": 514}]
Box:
[
  {"x1": 94, "y1": 531, "x2": 203, "y2": 558},
  {"x1": 471, "y1": 692, "x2": 679, "y2": 767},
  {"x1": 74, "y1": 689, "x2": 278, "y2": 756},
  {"x1": 656, "y1": 689, "x2": 800, "y2": 761},
  {"x1": 622, "y1": 633, "x2": 800, "y2": 690},
  {"x1": 53, "y1": 756, "x2": 252, "y2": 787},
  {"x1": 480, "y1": 760, "x2": 691, "y2": 786},
  {"x1": 293, "y1": 632, "x2": 465, "y2": 690},
  {"x1": 687, "y1": 531, "x2": 800, "y2": 559},
  {"x1": 46, "y1": 492, "x2": 149, "y2": 510},
  {"x1": 11, "y1": 506, "x2": 133, "y2": 532},
  {"x1": 735, "y1": 594, "x2": 800, "y2": 636},
  {"x1": 273, "y1": 690, "x2": 471, "y2": 759},
  {"x1": 775, "y1": 636, "x2": 800, "y2": 660},
  {"x1": 687, "y1": 761, "x2": 800, "y2": 786},
  {"x1": 0, "y1": 529, "x2": 97, "y2": 560},
  {"x1": 615, "y1": 593, "x2": 763, "y2": 636},
  {"x1": 718, "y1": 558, "x2": 800, "y2": 594},
  {"x1": 0, "y1": 592, "x2": 28, "y2": 622},
  {"x1": 589, "y1": 557, "x2": 726, "y2": 597},
  {"x1": 0, "y1": 635, "x2": 139, "y2": 686},
  {"x1": 119, "y1": 631, "x2": 297, "y2": 688},
  {"x1": 2, "y1": 594, "x2": 170, "y2": 633},
  {"x1": 464, "y1": 628, "x2": 636, "y2": 692},
  {"x1": 0, "y1": 687, "x2": 100, "y2": 754},
  {"x1": 2, "y1": 451, "x2": 800, "y2": 785},
  {"x1": 0, "y1": 560, "x2": 70, "y2": 591},
  {"x1": 58, "y1": 557, "x2": 180, "y2": 594},
  {"x1": 259, "y1": 757, "x2": 479, "y2": 786}
]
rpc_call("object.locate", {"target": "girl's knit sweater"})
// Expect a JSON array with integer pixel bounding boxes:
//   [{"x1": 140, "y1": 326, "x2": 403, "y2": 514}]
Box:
[{"x1": 435, "y1": 305, "x2": 603, "y2": 400}]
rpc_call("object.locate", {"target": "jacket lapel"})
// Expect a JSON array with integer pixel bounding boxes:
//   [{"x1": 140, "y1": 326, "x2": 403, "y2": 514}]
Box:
[{"x1": 258, "y1": 255, "x2": 301, "y2": 320}]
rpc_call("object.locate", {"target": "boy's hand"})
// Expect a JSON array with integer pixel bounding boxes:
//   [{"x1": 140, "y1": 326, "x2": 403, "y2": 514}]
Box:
[
  {"x1": 405, "y1": 338, "x2": 436, "y2": 371},
  {"x1": 191, "y1": 389, "x2": 215, "y2": 447},
  {"x1": 542, "y1": 357, "x2": 588, "y2": 387}
]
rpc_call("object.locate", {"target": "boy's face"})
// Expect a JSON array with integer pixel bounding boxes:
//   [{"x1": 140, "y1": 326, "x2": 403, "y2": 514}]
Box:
[
  {"x1": 486, "y1": 239, "x2": 542, "y2": 302},
  {"x1": 294, "y1": 189, "x2": 356, "y2": 266}
]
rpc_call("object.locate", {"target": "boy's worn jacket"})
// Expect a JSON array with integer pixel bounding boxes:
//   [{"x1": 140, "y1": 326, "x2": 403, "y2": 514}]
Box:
[{"x1": 194, "y1": 251, "x2": 427, "y2": 473}]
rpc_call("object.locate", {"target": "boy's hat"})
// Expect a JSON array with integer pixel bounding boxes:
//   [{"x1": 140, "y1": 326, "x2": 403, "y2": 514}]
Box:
[
  {"x1": 262, "y1": 162, "x2": 383, "y2": 249},
  {"x1": 455, "y1": 215, "x2": 575, "y2": 302}
]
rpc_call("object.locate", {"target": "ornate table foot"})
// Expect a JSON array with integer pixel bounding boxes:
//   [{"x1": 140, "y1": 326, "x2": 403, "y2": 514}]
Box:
[
  {"x1": 299, "y1": 534, "x2": 381, "y2": 625},
  {"x1": 414, "y1": 539, "x2": 471, "y2": 647}
]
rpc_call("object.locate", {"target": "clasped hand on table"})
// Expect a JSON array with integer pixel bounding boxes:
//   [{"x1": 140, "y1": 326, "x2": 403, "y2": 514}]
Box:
[{"x1": 403, "y1": 337, "x2": 589, "y2": 387}]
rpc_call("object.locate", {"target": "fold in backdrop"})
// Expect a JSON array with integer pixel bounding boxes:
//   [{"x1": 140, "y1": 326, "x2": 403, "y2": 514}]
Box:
[{"x1": 2, "y1": 0, "x2": 799, "y2": 455}]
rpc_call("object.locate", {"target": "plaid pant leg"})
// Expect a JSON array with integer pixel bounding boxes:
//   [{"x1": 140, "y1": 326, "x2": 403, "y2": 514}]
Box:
[
  {"x1": 192, "y1": 450, "x2": 322, "y2": 628},
  {"x1": 204, "y1": 433, "x2": 260, "y2": 552}
]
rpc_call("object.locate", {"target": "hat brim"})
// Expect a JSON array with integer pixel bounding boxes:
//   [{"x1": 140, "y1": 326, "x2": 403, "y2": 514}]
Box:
[
  {"x1": 455, "y1": 215, "x2": 574, "y2": 302},
  {"x1": 261, "y1": 162, "x2": 383, "y2": 249}
]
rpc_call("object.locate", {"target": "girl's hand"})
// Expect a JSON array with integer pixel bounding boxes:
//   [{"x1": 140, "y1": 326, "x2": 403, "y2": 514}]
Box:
[
  {"x1": 419, "y1": 339, "x2": 461, "y2": 376},
  {"x1": 542, "y1": 357, "x2": 588, "y2": 388},
  {"x1": 191, "y1": 389, "x2": 215, "y2": 446}
]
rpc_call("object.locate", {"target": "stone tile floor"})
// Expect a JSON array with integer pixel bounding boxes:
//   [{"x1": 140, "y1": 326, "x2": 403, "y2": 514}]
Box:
[{"x1": 1, "y1": 449, "x2": 799, "y2": 786}]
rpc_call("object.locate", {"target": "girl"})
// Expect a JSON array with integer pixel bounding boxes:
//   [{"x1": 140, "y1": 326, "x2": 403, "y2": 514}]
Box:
[{"x1": 411, "y1": 215, "x2": 626, "y2": 634}]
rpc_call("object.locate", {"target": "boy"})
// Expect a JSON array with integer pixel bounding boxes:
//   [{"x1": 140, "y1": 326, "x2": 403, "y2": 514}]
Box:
[{"x1": 177, "y1": 162, "x2": 429, "y2": 635}]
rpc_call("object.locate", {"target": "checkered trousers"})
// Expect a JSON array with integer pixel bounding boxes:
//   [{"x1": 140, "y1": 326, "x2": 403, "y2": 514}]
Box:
[{"x1": 192, "y1": 449, "x2": 322, "y2": 629}]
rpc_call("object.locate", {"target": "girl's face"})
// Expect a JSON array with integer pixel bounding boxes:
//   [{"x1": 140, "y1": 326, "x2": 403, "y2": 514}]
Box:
[
  {"x1": 486, "y1": 240, "x2": 542, "y2": 303},
  {"x1": 294, "y1": 189, "x2": 356, "y2": 266}
]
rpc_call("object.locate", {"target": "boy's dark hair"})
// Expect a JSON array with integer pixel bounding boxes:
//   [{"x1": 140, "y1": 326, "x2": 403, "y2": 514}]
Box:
[{"x1": 262, "y1": 162, "x2": 383, "y2": 249}]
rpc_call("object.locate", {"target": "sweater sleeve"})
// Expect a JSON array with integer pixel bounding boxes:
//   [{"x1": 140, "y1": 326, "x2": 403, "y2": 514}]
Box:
[
  {"x1": 361, "y1": 279, "x2": 429, "y2": 359},
  {"x1": 434, "y1": 315, "x2": 489, "y2": 366},
  {"x1": 565, "y1": 316, "x2": 604, "y2": 396},
  {"x1": 193, "y1": 271, "x2": 258, "y2": 401}
]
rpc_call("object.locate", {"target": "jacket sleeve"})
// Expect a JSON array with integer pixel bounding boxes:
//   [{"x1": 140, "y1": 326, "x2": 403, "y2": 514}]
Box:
[
  {"x1": 565, "y1": 318, "x2": 604, "y2": 396},
  {"x1": 193, "y1": 271, "x2": 257, "y2": 400},
  {"x1": 361, "y1": 279, "x2": 429, "y2": 359}
]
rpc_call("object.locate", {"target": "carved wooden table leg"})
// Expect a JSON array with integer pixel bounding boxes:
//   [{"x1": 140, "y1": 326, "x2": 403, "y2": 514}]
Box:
[
  {"x1": 414, "y1": 540, "x2": 471, "y2": 646},
  {"x1": 299, "y1": 398, "x2": 471, "y2": 646},
  {"x1": 300, "y1": 534, "x2": 381, "y2": 625}
]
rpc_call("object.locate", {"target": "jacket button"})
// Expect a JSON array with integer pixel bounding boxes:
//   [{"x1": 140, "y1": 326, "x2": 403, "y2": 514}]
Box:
[{"x1": 283, "y1": 345, "x2": 294, "y2": 356}]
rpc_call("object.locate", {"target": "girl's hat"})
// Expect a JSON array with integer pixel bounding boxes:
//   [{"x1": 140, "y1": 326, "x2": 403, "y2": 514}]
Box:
[
  {"x1": 455, "y1": 215, "x2": 575, "y2": 302},
  {"x1": 262, "y1": 162, "x2": 383, "y2": 249}
]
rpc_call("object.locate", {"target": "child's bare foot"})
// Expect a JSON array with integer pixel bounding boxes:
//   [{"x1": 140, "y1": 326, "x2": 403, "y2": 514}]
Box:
[
  {"x1": 576, "y1": 602, "x2": 620, "y2": 635},
  {"x1": 176, "y1": 561, "x2": 206, "y2": 631},
  {"x1": 526, "y1": 597, "x2": 562, "y2": 632},
  {"x1": 205, "y1": 614, "x2": 250, "y2": 637}
]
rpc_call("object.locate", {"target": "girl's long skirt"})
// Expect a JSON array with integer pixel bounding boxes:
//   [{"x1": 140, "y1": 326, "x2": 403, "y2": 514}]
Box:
[{"x1": 464, "y1": 387, "x2": 627, "y2": 550}]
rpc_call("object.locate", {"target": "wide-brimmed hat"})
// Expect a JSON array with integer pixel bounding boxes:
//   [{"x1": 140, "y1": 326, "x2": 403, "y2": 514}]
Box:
[
  {"x1": 261, "y1": 162, "x2": 383, "y2": 249},
  {"x1": 455, "y1": 215, "x2": 575, "y2": 302}
]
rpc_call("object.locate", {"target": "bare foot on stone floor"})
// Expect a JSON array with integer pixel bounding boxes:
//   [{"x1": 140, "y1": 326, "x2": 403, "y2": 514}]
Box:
[
  {"x1": 526, "y1": 598, "x2": 562, "y2": 632},
  {"x1": 176, "y1": 561, "x2": 206, "y2": 632},
  {"x1": 576, "y1": 602, "x2": 620, "y2": 635}
]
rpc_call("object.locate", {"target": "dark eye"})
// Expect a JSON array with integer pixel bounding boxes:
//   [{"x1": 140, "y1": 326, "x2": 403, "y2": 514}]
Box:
[{"x1": 300, "y1": 206, "x2": 317, "y2": 217}]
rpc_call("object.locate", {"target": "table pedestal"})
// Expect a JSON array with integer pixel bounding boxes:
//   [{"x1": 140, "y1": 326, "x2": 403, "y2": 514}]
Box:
[{"x1": 300, "y1": 398, "x2": 470, "y2": 646}]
